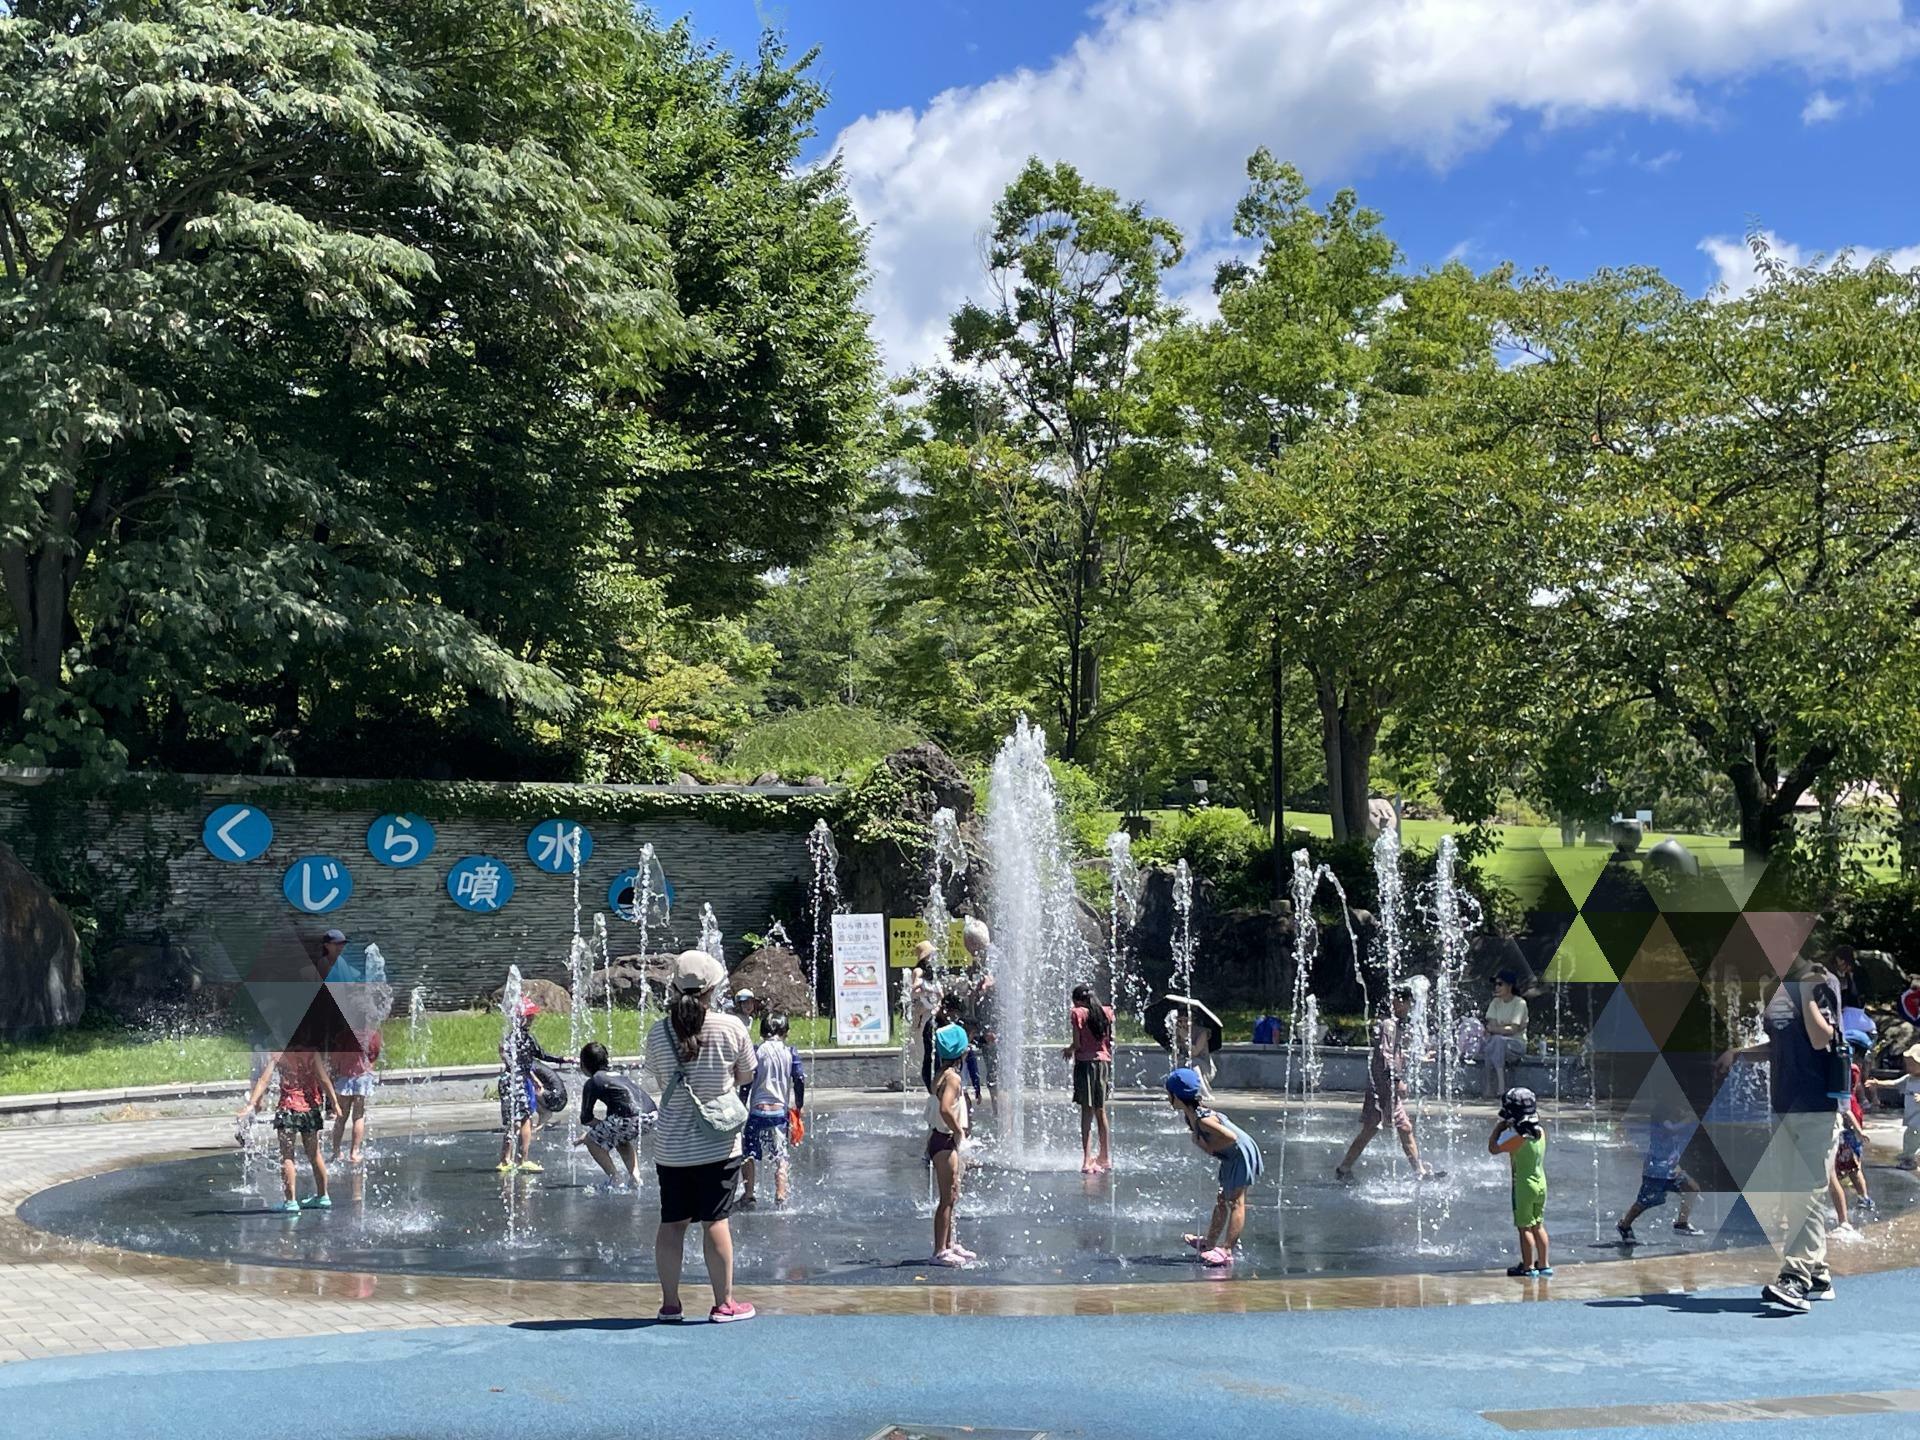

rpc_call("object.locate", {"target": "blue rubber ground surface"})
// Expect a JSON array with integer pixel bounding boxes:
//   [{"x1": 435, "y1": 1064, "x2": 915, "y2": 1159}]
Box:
[{"x1": 11, "y1": 1268, "x2": 1919, "y2": 1439}]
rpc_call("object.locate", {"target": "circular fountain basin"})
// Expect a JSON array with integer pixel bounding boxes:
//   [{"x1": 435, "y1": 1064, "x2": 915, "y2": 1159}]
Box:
[{"x1": 21, "y1": 1094, "x2": 1917, "y2": 1285}]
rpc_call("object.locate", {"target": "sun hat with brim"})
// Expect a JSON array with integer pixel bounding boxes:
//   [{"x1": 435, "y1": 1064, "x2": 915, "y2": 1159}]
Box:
[
  {"x1": 670, "y1": 950, "x2": 726, "y2": 994},
  {"x1": 934, "y1": 1023, "x2": 970, "y2": 1063},
  {"x1": 322, "y1": 929, "x2": 346, "y2": 944}
]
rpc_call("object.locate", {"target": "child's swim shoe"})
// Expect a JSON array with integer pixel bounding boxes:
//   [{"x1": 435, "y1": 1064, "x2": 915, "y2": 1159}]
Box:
[
  {"x1": 496, "y1": 1161, "x2": 517, "y2": 1173},
  {"x1": 1199, "y1": 1248, "x2": 1233, "y2": 1267},
  {"x1": 709, "y1": 1301, "x2": 756, "y2": 1323},
  {"x1": 930, "y1": 1249, "x2": 968, "y2": 1267},
  {"x1": 1529, "y1": 1265, "x2": 1554, "y2": 1277},
  {"x1": 1505, "y1": 1264, "x2": 1531, "y2": 1277},
  {"x1": 273, "y1": 1200, "x2": 300, "y2": 1215},
  {"x1": 950, "y1": 1244, "x2": 978, "y2": 1261},
  {"x1": 517, "y1": 1160, "x2": 544, "y2": 1174},
  {"x1": 1672, "y1": 1219, "x2": 1702, "y2": 1236},
  {"x1": 1615, "y1": 1222, "x2": 1638, "y2": 1244},
  {"x1": 299, "y1": 1194, "x2": 332, "y2": 1210},
  {"x1": 655, "y1": 1304, "x2": 684, "y2": 1323}
]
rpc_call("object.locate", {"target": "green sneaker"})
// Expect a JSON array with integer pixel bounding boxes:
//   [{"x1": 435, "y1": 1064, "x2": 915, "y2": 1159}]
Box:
[
  {"x1": 273, "y1": 1200, "x2": 300, "y2": 1215},
  {"x1": 299, "y1": 1194, "x2": 332, "y2": 1210}
]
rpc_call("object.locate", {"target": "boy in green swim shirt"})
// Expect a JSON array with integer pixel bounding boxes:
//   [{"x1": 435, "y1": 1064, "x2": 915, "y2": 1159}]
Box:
[{"x1": 1490, "y1": 1086, "x2": 1549, "y2": 1276}]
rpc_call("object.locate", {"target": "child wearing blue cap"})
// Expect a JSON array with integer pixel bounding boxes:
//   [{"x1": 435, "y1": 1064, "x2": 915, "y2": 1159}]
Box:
[
  {"x1": 1164, "y1": 1067, "x2": 1261, "y2": 1267},
  {"x1": 927, "y1": 1022, "x2": 975, "y2": 1267}
]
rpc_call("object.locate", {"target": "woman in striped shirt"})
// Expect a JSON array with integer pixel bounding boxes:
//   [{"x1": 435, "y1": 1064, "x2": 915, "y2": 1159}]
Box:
[{"x1": 642, "y1": 950, "x2": 758, "y2": 1323}]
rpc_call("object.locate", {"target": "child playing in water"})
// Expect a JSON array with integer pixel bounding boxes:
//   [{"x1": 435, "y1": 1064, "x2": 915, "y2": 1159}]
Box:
[
  {"x1": 1336, "y1": 983, "x2": 1437, "y2": 1182},
  {"x1": 1616, "y1": 1107, "x2": 1703, "y2": 1243},
  {"x1": 1064, "y1": 984, "x2": 1115, "y2": 1174},
  {"x1": 498, "y1": 1000, "x2": 567, "y2": 1174},
  {"x1": 1831, "y1": 1051, "x2": 1873, "y2": 1232},
  {"x1": 574, "y1": 1041, "x2": 653, "y2": 1191},
  {"x1": 238, "y1": 1047, "x2": 339, "y2": 1213},
  {"x1": 1165, "y1": 1066, "x2": 1262, "y2": 1267},
  {"x1": 1866, "y1": 1043, "x2": 1920, "y2": 1171},
  {"x1": 1491, "y1": 1086, "x2": 1549, "y2": 1277},
  {"x1": 742, "y1": 1014, "x2": 805, "y2": 1208},
  {"x1": 328, "y1": 1026, "x2": 381, "y2": 1165},
  {"x1": 927, "y1": 1022, "x2": 974, "y2": 1266}
]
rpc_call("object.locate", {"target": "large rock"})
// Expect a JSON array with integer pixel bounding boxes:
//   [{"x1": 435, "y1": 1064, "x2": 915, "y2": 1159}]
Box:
[
  {"x1": 482, "y1": 976, "x2": 573, "y2": 1015},
  {"x1": 95, "y1": 939, "x2": 231, "y2": 1023},
  {"x1": 839, "y1": 742, "x2": 981, "y2": 923},
  {"x1": 728, "y1": 944, "x2": 814, "y2": 1017},
  {"x1": 0, "y1": 840, "x2": 84, "y2": 1035}
]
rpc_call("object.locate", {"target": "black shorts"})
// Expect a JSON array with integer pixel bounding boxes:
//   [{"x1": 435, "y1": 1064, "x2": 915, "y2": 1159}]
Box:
[{"x1": 656, "y1": 1156, "x2": 743, "y2": 1225}]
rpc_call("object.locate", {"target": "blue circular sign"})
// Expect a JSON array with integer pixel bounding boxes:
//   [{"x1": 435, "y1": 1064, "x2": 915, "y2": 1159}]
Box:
[
  {"x1": 282, "y1": 855, "x2": 353, "y2": 914},
  {"x1": 202, "y1": 803, "x2": 273, "y2": 863},
  {"x1": 367, "y1": 812, "x2": 436, "y2": 868},
  {"x1": 525, "y1": 818, "x2": 593, "y2": 875},
  {"x1": 447, "y1": 855, "x2": 516, "y2": 913},
  {"x1": 607, "y1": 867, "x2": 676, "y2": 922}
]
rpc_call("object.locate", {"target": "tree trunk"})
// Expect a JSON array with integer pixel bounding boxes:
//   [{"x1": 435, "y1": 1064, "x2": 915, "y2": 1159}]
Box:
[
  {"x1": 1314, "y1": 675, "x2": 1380, "y2": 845},
  {"x1": 1727, "y1": 739, "x2": 1836, "y2": 858}
]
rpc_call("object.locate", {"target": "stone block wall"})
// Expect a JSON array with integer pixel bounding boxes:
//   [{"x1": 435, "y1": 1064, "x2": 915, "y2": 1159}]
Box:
[{"x1": 0, "y1": 776, "x2": 835, "y2": 1005}]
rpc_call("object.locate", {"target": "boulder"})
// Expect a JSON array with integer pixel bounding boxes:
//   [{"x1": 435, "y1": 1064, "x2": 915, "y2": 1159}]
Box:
[
  {"x1": 752, "y1": 772, "x2": 780, "y2": 787},
  {"x1": 1855, "y1": 949, "x2": 1909, "y2": 1004},
  {"x1": 727, "y1": 944, "x2": 814, "y2": 1017},
  {"x1": 483, "y1": 976, "x2": 573, "y2": 1015},
  {"x1": 95, "y1": 939, "x2": 230, "y2": 1023},
  {"x1": 0, "y1": 840, "x2": 84, "y2": 1035}
]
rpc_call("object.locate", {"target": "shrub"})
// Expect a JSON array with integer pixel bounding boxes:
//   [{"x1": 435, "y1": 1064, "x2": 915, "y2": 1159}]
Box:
[
  {"x1": 1138, "y1": 806, "x2": 1264, "y2": 885},
  {"x1": 1838, "y1": 876, "x2": 1920, "y2": 972},
  {"x1": 724, "y1": 705, "x2": 924, "y2": 782}
]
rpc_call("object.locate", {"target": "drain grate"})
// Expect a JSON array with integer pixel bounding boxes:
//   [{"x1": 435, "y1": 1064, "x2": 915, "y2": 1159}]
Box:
[{"x1": 863, "y1": 1428, "x2": 1048, "y2": 1440}]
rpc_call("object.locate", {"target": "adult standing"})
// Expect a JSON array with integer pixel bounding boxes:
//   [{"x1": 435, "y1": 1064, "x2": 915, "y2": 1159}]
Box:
[
  {"x1": 642, "y1": 951, "x2": 757, "y2": 1323},
  {"x1": 1719, "y1": 954, "x2": 1845, "y2": 1313},
  {"x1": 1482, "y1": 971, "x2": 1529, "y2": 1098},
  {"x1": 910, "y1": 947, "x2": 943, "y2": 1091},
  {"x1": 961, "y1": 920, "x2": 1000, "y2": 1111}
]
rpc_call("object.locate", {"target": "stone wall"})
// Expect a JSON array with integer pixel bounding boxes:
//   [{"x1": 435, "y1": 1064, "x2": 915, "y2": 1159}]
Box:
[{"x1": 0, "y1": 776, "x2": 835, "y2": 1006}]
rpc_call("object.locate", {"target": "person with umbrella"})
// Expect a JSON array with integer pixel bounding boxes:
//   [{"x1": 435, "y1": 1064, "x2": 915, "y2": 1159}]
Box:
[{"x1": 1147, "y1": 994, "x2": 1223, "y2": 1097}]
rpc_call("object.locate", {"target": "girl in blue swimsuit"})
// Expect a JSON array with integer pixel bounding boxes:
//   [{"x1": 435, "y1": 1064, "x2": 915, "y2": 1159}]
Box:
[{"x1": 1166, "y1": 1067, "x2": 1262, "y2": 1267}]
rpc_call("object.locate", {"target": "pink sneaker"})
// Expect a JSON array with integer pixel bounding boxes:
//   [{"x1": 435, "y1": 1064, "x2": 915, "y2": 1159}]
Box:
[
  {"x1": 1200, "y1": 1248, "x2": 1233, "y2": 1267},
  {"x1": 709, "y1": 1301, "x2": 756, "y2": 1323}
]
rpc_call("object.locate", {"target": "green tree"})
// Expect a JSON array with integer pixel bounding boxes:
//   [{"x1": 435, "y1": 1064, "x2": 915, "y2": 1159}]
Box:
[
  {"x1": 902, "y1": 159, "x2": 1186, "y2": 761},
  {"x1": 0, "y1": 0, "x2": 682, "y2": 769},
  {"x1": 1494, "y1": 246, "x2": 1920, "y2": 856}
]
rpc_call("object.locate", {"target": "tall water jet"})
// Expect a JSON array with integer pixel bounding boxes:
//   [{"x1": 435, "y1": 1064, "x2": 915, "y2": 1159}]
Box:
[
  {"x1": 699, "y1": 903, "x2": 724, "y2": 967},
  {"x1": 1372, "y1": 827, "x2": 1406, "y2": 995},
  {"x1": 407, "y1": 985, "x2": 429, "y2": 1134},
  {"x1": 911, "y1": 806, "x2": 968, "y2": 1094},
  {"x1": 630, "y1": 843, "x2": 668, "y2": 1054},
  {"x1": 499, "y1": 965, "x2": 526, "y2": 1244},
  {"x1": 1286, "y1": 850, "x2": 1321, "y2": 1106},
  {"x1": 1420, "y1": 835, "x2": 1479, "y2": 1125},
  {"x1": 591, "y1": 913, "x2": 611, "y2": 1049},
  {"x1": 1105, "y1": 830, "x2": 1146, "y2": 1026},
  {"x1": 982, "y1": 717, "x2": 1091, "y2": 1163},
  {"x1": 1170, "y1": 860, "x2": 1195, "y2": 999},
  {"x1": 805, "y1": 820, "x2": 841, "y2": 1056}
]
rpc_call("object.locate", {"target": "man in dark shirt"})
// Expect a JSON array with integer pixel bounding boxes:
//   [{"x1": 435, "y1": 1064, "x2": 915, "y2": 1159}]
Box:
[{"x1": 1720, "y1": 956, "x2": 1844, "y2": 1313}]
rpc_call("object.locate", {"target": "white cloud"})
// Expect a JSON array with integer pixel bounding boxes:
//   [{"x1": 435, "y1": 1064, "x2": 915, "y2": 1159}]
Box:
[
  {"x1": 830, "y1": 0, "x2": 1917, "y2": 369},
  {"x1": 1802, "y1": 90, "x2": 1846, "y2": 123},
  {"x1": 1699, "y1": 229, "x2": 1920, "y2": 297}
]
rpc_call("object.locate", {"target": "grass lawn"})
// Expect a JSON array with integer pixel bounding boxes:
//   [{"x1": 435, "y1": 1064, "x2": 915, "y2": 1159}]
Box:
[{"x1": 0, "y1": 1009, "x2": 843, "y2": 1097}]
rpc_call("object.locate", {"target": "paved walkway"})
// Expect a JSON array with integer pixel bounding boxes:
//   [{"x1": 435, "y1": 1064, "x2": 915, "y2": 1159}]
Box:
[{"x1": 7, "y1": 1272, "x2": 1920, "y2": 1439}]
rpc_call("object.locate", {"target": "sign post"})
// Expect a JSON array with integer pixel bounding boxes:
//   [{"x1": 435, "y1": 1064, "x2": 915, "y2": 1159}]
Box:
[{"x1": 831, "y1": 913, "x2": 890, "y2": 1047}]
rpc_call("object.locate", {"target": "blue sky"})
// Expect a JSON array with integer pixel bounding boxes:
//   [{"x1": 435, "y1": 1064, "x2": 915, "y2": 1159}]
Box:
[{"x1": 678, "y1": 0, "x2": 1920, "y2": 369}]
